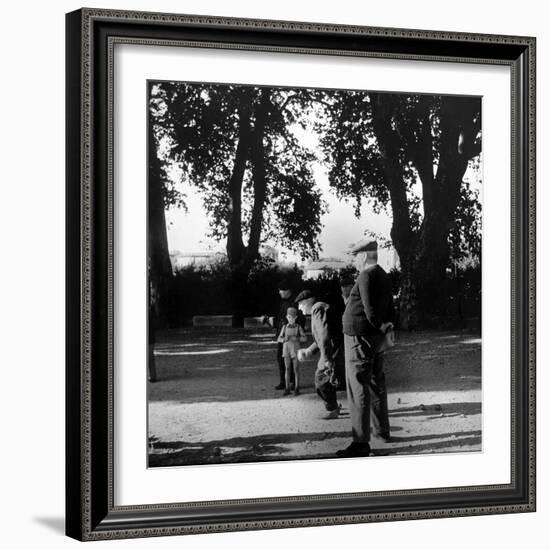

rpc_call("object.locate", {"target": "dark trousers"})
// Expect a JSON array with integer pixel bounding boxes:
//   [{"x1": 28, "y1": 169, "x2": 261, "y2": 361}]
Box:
[
  {"x1": 314, "y1": 359, "x2": 339, "y2": 411},
  {"x1": 277, "y1": 342, "x2": 294, "y2": 386},
  {"x1": 344, "y1": 334, "x2": 390, "y2": 443},
  {"x1": 334, "y1": 345, "x2": 346, "y2": 390}
]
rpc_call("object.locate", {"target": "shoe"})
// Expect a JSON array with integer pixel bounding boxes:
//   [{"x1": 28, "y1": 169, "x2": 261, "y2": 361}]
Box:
[
  {"x1": 294, "y1": 388, "x2": 300, "y2": 396},
  {"x1": 283, "y1": 389, "x2": 291, "y2": 396},
  {"x1": 336, "y1": 442, "x2": 372, "y2": 458},
  {"x1": 275, "y1": 383, "x2": 285, "y2": 390},
  {"x1": 373, "y1": 432, "x2": 391, "y2": 443},
  {"x1": 323, "y1": 403, "x2": 342, "y2": 419}
]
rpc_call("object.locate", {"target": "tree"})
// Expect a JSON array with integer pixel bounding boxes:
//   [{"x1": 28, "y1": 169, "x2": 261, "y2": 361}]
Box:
[
  {"x1": 148, "y1": 104, "x2": 183, "y2": 323},
  {"x1": 319, "y1": 91, "x2": 481, "y2": 328},
  {"x1": 149, "y1": 82, "x2": 326, "y2": 321}
]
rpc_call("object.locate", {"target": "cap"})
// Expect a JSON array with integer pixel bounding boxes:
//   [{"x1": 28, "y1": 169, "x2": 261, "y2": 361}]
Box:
[
  {"x1": 295, "y1": 289, "x2": 316, "y2": 303},
  {"x1": 286, "y1": 307, "x2": 298, "y2": 316},
  {"x1": 339, "y1": 276, "x2": 355, "y2": 287},
  {"x1": 278, "y1": 278, "x2": 291, "y2": 291},
  {"x1": 349, "y1": 239, "x2": 378, "y2": 255}
]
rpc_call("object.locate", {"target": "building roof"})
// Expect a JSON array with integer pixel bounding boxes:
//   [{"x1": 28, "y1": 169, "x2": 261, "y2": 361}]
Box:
[{"x1": 306, "y1": 259, "x2": 348, "y2": 271}]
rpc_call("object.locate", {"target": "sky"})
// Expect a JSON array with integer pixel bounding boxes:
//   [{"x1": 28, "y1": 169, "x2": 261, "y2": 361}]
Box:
[{"x1": 165, "y1": 160, "x2": 393, "y2": 263}]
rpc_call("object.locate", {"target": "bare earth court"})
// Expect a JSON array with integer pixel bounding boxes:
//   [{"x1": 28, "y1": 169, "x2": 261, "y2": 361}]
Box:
[{"x1": 148, "y1": 328, "x2": 481, "y2": 467}]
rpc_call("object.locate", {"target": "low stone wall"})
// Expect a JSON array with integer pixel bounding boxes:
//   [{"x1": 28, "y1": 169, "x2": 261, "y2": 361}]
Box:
[
  {"x1": 243, "y1": 316, "x2": 275, "y2": 328},
  {"x1": 192, "y1": 315, "x2": 234, "y2": 327}
]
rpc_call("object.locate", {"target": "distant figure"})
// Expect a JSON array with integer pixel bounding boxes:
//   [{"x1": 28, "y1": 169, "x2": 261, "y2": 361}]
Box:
[
  {"x1": 337, "y1": 240, "x2": 394, "y2": 458},
  {"x1": 296, "y1": 289, "x2": 342, "y2": 418},
  {"x1": 277, "y1": 307, "x2": 307, "y2": 395},
  {"x1": 340, "y1": 276, "x2": 355, "y2": 305},
  {"x1": 273, "y1": 279, "x2": 304, "y2": 390}
]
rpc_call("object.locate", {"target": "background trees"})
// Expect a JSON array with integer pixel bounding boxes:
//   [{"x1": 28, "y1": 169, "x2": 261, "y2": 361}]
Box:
[
  {"x1": 319, "y1": 92, "x2": 481, "y2": 328},
  {"x1": 149, "y1": 81, "x2": 482, "y2": 328},
  {"x1": 149, "y1": 82, "x2": 326, "y2": 323}
]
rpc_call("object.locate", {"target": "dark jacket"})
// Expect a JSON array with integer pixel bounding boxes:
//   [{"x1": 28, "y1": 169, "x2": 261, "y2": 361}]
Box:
[{"x1": 342, "y1": 264, "x2": 394, "y2": 337}]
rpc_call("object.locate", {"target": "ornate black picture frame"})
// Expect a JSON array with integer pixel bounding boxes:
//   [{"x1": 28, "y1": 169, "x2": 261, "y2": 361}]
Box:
[{"x1": 66, "y1": 8, "x2": 536, "y2": 541}]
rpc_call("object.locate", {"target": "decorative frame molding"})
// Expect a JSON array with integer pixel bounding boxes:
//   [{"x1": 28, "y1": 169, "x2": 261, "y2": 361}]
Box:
[{"x1": 66, "y1": 8, "x2": 536, "y2": 541}]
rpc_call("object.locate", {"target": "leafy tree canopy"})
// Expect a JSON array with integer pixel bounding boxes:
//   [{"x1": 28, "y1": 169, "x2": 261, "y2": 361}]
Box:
[
  {"x1": 317, "y1": 91, "x2": 481, "y2": 265},
  {"x1": 150, "y1": 82, "x2": 327, "y2": 262}
]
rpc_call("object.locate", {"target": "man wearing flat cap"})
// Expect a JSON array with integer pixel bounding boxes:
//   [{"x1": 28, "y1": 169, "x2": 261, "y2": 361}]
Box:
[
  {"x1": 296, "y1": 289, "x2": 342, "y2": 418},
  {"x1": 338, "y1": 239, "x2": 394, "y2": 457}
]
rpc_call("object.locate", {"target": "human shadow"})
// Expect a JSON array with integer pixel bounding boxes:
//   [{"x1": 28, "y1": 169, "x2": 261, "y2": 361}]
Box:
[
  {"x1": 153, "y1": 430, "x2": 347, "y2": 450},
  {"x1": 149, "y1": 430, "x2": 350, "y2": 466},
  {"x1": 149, "y1": 425, "x2": 480, "y2": 467}
]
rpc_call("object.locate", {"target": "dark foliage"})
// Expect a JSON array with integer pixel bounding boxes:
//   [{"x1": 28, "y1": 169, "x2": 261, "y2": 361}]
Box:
[{"x1": 161, "y1": 258, "x2": 479, "y2": 329}]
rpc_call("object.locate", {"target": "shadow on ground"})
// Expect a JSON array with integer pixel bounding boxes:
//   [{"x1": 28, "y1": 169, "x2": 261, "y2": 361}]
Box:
[
  {"x1": 149, "y1": 427, "x2": 481, "y2": 467},
  {"x1": 392, "y1": 434, "x2": 481, "y2": 455}
]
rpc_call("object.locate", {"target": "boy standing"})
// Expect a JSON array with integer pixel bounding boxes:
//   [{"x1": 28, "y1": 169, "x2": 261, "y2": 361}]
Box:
[
  {"x1": 277, "y1": 307, "x2": 307, "y2": 395},
  {"x1": 273, "y1": 279, "x2": 304, "y2": 390}
]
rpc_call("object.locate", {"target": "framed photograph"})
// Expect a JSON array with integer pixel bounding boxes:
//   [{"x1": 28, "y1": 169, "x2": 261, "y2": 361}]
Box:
[{"x1": 66, "y1": 8, "x2": 536, "y2": 541}]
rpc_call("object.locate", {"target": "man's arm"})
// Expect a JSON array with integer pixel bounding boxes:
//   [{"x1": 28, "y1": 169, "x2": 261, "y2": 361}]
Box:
[
  {"x1": 358, "y1": 270, "x2": 383, "y2": 331},
  {"x1": 299, "y1": 341, "x2": 319, "y2": 361},
  {"x1": 313, "y1": 307, "x2": 336, "y2": 361},
  {"x1": 297, "y1": 322, "x2": 317, "y2": 359}
]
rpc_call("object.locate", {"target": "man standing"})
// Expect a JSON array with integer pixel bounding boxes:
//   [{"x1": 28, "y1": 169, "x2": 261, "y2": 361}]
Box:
[
  {"x1": 296, "y1": 290, "x2": 342, "y2": 418},
  {"x1": 338, "y1": 240, "x2": 394, "y2": 458}
]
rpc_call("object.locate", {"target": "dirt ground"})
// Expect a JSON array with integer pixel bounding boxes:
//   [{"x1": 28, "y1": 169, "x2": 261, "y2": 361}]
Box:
[{"x1": 148, "y1": 327, "x2": 481, "y2": 467}]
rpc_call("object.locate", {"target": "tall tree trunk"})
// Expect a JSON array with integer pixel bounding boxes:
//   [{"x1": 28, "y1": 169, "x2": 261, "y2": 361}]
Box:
[
  {"x1": 412, "y1": 96, "x2": 478, "y2": 322},
  {"x1": 246, "y1": 88, "x2": 270, "y2": 268},
  {"x1": 225, "y1": 90, "x2": 261, "y2": 327},
  {"x1": 370, "y1": 94, "x2": 480, "y2": 328},
  {"x1": 226, "y1": 96, "x2": 252, "y2": 266},
  {"x1": 148, "y1": 126, "x2": 173, "y2": 325},
  {"x1": 370, "y1": 95, "x2": 418, "y2": 329}
]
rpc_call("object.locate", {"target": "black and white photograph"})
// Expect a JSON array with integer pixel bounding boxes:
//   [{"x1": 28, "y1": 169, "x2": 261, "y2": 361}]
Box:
[
  {"x1": 1, "y1": 0, "x2": 542, "y2": 545},
  {"x1": 147, "y1": 80, "x2": 482, "y2": 467}
]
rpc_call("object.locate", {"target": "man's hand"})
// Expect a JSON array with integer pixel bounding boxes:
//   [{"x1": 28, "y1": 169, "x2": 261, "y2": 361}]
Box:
[
  {"x1": 297, "y1": 349, "x2": 308, "y2": 361},
  {"x1": 380, "y1": 322, "x2": 394, "y2": 334}
]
